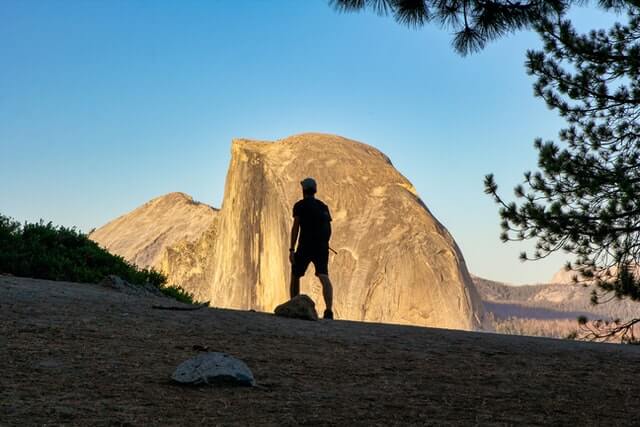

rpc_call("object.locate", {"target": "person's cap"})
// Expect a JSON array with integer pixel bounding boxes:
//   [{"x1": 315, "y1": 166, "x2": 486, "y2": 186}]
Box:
[{"x1": 300, "y1": 177, "x2": 317, "y2": 191}]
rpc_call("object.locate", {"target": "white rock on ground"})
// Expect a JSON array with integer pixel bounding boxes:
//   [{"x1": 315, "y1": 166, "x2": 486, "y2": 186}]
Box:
[{"x1": 171, "y1": 352, "x2": 256, "y2": 386}]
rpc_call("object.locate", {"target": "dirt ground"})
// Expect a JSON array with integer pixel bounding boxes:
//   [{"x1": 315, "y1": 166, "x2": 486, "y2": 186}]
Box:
[{"x1": 1, "y1": 276, "x2": 639, "y2": 426}]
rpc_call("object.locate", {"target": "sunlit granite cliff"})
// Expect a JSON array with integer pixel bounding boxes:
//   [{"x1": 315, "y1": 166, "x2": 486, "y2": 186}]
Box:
[{"x1": 91, "y1": 133, "x2": 484, "y2": 330}]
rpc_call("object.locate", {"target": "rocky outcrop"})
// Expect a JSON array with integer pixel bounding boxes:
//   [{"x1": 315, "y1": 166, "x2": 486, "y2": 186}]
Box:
[
  {"x1": 91, "y1": 133, "x2": 485, "y2": 330},
  {"x1": 157, "y1": 219, "x2": 219, "y2": 300},
  {"x1": 549, "y1": 268, "x2": 581, "y2": 285},
  {"x1": 274, "y1": 295, "x2": 319, "y2": 321},
  {"x1": 550, "y1": 265, "x2": 640, "y2": 285},
  {"x1": 209, "y1": 133, "x2": 484, "y2": 330},
  {"x1": 89, "y1": 192, "x2": 217, "y2": 299}
]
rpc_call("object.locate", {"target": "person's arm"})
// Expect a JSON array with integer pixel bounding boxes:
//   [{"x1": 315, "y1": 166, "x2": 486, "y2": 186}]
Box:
[
  {"x1": 290, "y1": 216, "x2": 300, "y2": 251},
  {"x1": 289, "y1": 216, "x2": 300, "y2": 263}
]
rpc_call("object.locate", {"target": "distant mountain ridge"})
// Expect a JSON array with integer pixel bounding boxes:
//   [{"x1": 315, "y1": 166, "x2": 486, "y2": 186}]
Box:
[
  {"x1": 89, "y1": 192, "x2": 217, "y2": 270},
  {"x1": 473, "y1": 275, "x2": 638, "y2": 320},
  {"x1": 473, "y1": 275, "x2": 639, "y2": 338}
]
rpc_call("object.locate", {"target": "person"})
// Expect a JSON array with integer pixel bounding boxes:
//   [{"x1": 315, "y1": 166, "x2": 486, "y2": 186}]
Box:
[{"x1": 289, "y1": 177, "x2": 334, "y2": 320}]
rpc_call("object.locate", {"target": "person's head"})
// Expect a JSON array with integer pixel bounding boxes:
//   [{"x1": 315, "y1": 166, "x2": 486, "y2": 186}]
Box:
[{"x1": 300, "y1": 177, "x2": 317, "y2": 197}]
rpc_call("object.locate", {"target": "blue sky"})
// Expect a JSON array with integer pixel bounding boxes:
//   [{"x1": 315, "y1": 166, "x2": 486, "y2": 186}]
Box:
[{"x1": 0, "y1": 1, "x2": 619, "y2": 284}]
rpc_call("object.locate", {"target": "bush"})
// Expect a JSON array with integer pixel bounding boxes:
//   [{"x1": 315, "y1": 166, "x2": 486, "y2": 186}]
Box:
[
  {"x1": 160, "y1": 285, "x2": 197, "y2": 305},
  {"x1": 0, "y1": 213, "x2": 193, "y2": 303}
]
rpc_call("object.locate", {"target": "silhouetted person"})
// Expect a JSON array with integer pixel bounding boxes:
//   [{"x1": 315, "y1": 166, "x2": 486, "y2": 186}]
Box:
[{"x1": 289, "y1": 177, "x2": 334, "y2": 319}]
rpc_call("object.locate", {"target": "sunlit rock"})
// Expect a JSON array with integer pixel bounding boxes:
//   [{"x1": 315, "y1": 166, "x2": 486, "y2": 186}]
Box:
[
  {"x1": 209, "y1": 133, "x2": 484, "y2": 330},
  {"x1": 91, "y1": 133, "x2": 485, "y2": 330}
]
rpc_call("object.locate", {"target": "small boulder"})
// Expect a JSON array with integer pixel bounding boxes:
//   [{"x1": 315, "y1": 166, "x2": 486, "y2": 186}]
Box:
[
  {"x1": 274, "y1": 294, "x2": 318, "y2": 321},
  {"x1": 99, "y1": 274, "x2": 164, "y2": 297},
  {"x1": 99, "y1": 274, "x2": 130, "y2": 292},
  {"x1": 171, "y1": 352, "x2": 255, "y2": 386}
]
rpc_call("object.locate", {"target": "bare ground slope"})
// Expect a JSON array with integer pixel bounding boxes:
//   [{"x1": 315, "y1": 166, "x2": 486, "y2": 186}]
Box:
[{"x1": 2, "y1": 276, "x2": 638, "y2": 426}]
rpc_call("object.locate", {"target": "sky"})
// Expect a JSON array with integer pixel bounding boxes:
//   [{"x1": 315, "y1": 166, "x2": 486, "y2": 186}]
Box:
[{"x1": 0, "y1": 1, "x2": 621, "y2": 284}]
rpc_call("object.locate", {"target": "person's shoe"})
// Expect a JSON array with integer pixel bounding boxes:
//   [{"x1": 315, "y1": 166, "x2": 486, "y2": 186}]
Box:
[{"x1": 323, "y1": 309, "x2": 334, "y2": 320}]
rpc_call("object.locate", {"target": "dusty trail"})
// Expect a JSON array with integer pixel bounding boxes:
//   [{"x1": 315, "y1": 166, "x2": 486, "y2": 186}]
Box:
[{"x1": 1, "y1": 276, "x2": 638, "y2": 426}]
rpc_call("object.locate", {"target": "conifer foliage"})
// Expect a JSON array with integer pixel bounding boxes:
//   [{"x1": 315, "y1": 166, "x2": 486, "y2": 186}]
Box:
[
  {"x1": 329, "y1": 1, "x2": 632, "y2": 54},
  {"x1": 484, "y1": 5, "x2": 640, "y2": 339},
  {"x1": 331, "y1": 0, "x2": 640, "y2": 340}
]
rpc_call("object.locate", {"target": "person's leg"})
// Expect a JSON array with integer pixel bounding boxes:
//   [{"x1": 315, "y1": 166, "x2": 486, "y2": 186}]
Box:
[
  {"x1": 289, "y1": 274, "x2": 300, "y2": 299},
  {"x1": 317, "y1": 274, "x2": 333, "y2": 313},
  {"x1": 290, "y1": 250, "x2": 309, "y2": 299},
  {"x1": 313, "y1": 248, "x2": 333, "y2": 317}
]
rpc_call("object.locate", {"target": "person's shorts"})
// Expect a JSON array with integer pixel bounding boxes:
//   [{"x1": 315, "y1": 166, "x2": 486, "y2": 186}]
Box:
[{"x1": 292, "y1": 247, "x2": 329, "y2": 277}]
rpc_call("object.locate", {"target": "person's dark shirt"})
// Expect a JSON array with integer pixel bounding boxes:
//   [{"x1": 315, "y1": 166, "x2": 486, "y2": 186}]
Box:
[{"x1": 293, "y1": 197, "x2": 332, "y2": 250}]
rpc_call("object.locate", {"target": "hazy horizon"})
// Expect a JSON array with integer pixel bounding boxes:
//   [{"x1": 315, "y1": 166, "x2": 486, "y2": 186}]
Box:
[{"x1": 1, "y1": 1, "x2": 619, "y2": 285}]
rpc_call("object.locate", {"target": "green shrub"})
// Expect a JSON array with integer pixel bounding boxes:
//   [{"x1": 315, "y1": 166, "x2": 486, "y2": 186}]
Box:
[
  {"x1": 0, "y1": 213, "x2": 194, "y2": 303},
  {"x1": 160, "y1": 285, "x2": 197, "y2": 305}
]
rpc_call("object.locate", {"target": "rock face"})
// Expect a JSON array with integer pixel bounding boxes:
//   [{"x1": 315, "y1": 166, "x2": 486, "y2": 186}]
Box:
[
  {"x1": 210, "y1": 133, "x2": 484, "y2": 330},
  {"x1": 89, "y1": 192, "x2": 217, "y2": 299},
  {"x1": 91, "y1": 133, "x2": 485, "y2": 330},
  {"x1": 274, "y1": 295, "x2": 319, "y2": 321},
  {"x1": 549, "y1": 265, "x2": 640, "y2": 285},
  {"x1": 549, "y1": 268, "x2": 580, "y2": 285},
  {"x1": 159, "y1": 219, "x2": 219, "y2": 301}
]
